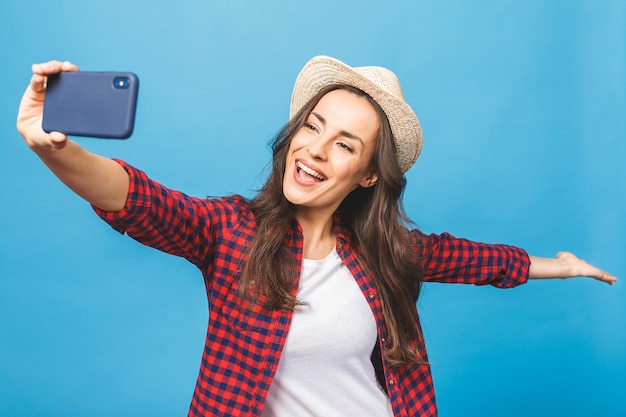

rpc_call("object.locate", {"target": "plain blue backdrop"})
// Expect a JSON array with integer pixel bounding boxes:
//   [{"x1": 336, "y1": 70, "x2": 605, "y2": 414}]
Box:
[{"x1": 1, "y1": 1, "x2": 624, "y2": 416}]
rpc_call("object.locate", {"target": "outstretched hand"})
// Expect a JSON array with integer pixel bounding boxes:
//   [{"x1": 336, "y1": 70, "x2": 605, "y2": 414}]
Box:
[
  {"x1": 16, "y1": 60, "x2": 79, "y2": 151},
  {"x1": 556, "y1": 251, "x2": 617, "y2": 285},
  {"x1": 529, "y1": 252, "x2": 617, "y2": 285}
]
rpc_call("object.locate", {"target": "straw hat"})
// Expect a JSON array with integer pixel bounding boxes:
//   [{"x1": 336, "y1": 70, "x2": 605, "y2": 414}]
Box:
[{"x1": 290, "y1": 55, "x2": 422, "y2": 173}]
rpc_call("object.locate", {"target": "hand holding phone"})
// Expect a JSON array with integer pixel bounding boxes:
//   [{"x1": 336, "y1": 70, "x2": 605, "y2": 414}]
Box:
[
  {"x1": 17, "y1": 60, "x2": 79, "y2": 150},
  {"x1": 17, "y1": 61, "x2": 134, "y2": 212},
  {"x1": 42, "y1": 71, "x2": 139, "y2": 139}
]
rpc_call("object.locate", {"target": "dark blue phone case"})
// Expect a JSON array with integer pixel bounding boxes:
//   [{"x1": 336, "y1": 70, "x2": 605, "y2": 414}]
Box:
[{"x1": 42, "y1": 71, "x2": 139, "y2": 139}]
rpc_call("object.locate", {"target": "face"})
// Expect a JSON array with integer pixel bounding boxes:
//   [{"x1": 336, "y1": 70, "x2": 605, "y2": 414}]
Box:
[{"x1": 283, "y1": 88, "x2": 380, "y2": 217}]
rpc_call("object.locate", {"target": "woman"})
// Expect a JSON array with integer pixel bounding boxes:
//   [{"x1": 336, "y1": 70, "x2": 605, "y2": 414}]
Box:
[{"x1": 17, "y1": 56, "x2": 616, "y2": 417}]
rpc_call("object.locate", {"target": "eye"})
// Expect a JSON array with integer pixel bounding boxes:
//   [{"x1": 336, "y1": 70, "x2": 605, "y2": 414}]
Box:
[
  {"x1": 304, "y1": 122, "x2": 319, "y2": 133},
  {"x1": 337, "y1": 142, "x2": 355, "y2": 153}
]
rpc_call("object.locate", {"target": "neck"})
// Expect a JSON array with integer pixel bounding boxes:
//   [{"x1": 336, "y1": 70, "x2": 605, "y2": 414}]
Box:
[{"x1": 295, "y1": 207, "x2": 336, "y2": 260}]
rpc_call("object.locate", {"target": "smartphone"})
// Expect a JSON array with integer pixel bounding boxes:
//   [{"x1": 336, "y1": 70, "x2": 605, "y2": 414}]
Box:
[{"x1": 42, "y1": 71, "x2": 139, "y2": 139}]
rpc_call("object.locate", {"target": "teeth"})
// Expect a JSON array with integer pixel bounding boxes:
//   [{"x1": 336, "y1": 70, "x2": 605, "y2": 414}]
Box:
[{"x1": 297, "y1": 161, "x2": 326, "y2": 180}]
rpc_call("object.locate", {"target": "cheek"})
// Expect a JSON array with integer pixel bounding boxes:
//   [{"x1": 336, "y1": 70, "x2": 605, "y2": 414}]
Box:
[
  {"x1": 336, "y1": 160, "x2": 368, "y2": 184},
  {"x1": 284, "y1": 137, "x2": 300, "y2": 159},
  {"x1": 283, "y1": 140, "x2": 300, "y2": 171},
  {"x1": 289, "y1": 132, "x2": 307, "y2": 150}
]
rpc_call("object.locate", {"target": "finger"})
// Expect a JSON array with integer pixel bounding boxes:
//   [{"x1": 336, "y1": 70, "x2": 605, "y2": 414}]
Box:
[
  {"x1": 32, "y1": 60, "x2": 79, "y2": 76},
  {"x1": 32, "y1": 60, "x2": 63, "y2": 75},
  {"x1": 61, "y1": 60, "x2": 79, "y2": 72},
  {"x1": 582, "y1": 262, "x2": 617, "y2": 284},
  {"x1": 586, "y1": 265, "x2": 618, "y2": 284},
  {"x1": 29, "y1": 73, "x2": 48, "y2": 94},
  {"x1": 598, "y1": 271, "x2": 618, "y2": 285},
  {"x1": 49, "y1": 131, "x2": 68, "y2": 149},
  {"x1": 555, "y1": 251, "x2": 577, "y2": 260},
  {"x1": 28, "y1": 61, "x2": 79, "y2": 96}
]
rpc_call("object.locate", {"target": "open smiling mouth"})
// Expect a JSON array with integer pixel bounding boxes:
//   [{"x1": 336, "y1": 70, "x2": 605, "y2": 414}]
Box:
[{"x1": 296, "y1": 161, "x2": 327, "y2": 182}]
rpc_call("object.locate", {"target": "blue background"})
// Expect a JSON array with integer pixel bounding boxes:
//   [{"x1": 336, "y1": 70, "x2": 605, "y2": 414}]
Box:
[{"x1": 1, "y1": 1, "x2": 624, "y2": 416}]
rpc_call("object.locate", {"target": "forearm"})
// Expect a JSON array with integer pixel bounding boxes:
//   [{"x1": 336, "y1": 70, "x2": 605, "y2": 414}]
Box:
[
  {"x1": 34, "y1": 140, "x2": 129, "y2": 211},
  {"x1": 528, "y1": 255, "x2": 573, "y2": 279}
]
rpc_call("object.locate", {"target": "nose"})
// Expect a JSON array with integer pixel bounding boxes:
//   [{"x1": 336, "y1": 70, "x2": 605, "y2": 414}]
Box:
[{"x1": 307, "y1": 137, "x2": 328, "y2": 161}]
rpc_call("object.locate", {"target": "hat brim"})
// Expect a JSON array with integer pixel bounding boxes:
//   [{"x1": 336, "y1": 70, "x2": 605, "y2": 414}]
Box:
[{"x1": 290, "y1": 56, "x2": 422, "y2": 173}]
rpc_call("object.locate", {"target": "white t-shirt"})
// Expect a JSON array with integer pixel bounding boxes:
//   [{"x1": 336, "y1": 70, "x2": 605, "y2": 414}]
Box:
[{"x1": 261, "y1": 248, "x2": 393, "y2": 417}]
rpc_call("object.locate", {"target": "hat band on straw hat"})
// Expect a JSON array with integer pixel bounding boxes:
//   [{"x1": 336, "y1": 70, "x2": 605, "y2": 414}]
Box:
[{"x1": 290, "y1": 56, "x2": 422, "y2": 173}]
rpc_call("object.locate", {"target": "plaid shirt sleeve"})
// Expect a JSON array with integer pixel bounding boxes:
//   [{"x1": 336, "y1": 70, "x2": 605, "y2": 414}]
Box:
[
  {"x1": 92, "y1": 159, "x2": 238, "y2": 270},
  {"x1": 411, "y1": 230, "x2": 530, "y2": 288}
]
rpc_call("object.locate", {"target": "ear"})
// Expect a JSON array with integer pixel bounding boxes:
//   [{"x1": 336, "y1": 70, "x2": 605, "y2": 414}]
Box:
[{"x1": 359, "y1": 171, "x2": 378, "y2": 188}]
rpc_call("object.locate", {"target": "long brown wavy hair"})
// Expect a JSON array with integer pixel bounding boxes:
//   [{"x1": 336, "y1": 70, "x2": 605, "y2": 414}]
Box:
[{"x1": 240, "y1": 84, "x2": 424, "y2": 367}]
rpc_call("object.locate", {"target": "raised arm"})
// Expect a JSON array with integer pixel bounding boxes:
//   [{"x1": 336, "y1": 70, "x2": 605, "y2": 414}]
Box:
[
  {"x1": 16, "y1": 60, "x2": 129, "y2": 211},
  {"x1": 529, "y1": 252, "x2": 617, "y2": 285}
]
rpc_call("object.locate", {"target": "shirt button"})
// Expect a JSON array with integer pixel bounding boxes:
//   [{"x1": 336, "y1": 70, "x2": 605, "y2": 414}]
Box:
[
  {"x1": 368, "y1": 293, "x2": 375, "y2": 300},
  {"x1": 389, "y1": 379, "x2": 395, "y2": 387},
  {"x1": 381, "y1": 337, "x2": 386, "y2": 344}
]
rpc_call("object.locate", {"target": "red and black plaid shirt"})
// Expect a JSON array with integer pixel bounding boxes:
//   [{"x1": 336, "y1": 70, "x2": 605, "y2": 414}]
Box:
[{"x1": 95, "y1": 160, "x2": 530, "y2": 417}]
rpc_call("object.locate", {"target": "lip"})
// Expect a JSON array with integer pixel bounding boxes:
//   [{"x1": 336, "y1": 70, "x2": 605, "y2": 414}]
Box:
[{"x1": 294, "y1": 158, "x2": 327, "y2": 185}]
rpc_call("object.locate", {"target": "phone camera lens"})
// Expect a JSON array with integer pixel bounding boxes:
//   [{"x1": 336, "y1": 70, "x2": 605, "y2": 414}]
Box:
[{"x1": 113, "y1": 77, "x2": 129, "y2": 89}]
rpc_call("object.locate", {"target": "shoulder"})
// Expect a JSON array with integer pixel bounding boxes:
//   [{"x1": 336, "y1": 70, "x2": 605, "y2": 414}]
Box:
[{"x1": 211, "y1": 195, "x2": 254, "y2": 219}]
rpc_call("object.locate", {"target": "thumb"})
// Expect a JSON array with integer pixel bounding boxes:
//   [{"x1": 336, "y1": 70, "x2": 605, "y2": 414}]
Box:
[{"x1": 49, "y1": 131, "x2": 68, "y2": 149}]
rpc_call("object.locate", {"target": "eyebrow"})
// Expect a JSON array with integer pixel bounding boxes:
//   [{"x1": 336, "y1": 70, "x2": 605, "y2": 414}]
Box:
[{"x1": 310, "y1": 112, "x2": 364, "y2": 145}]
